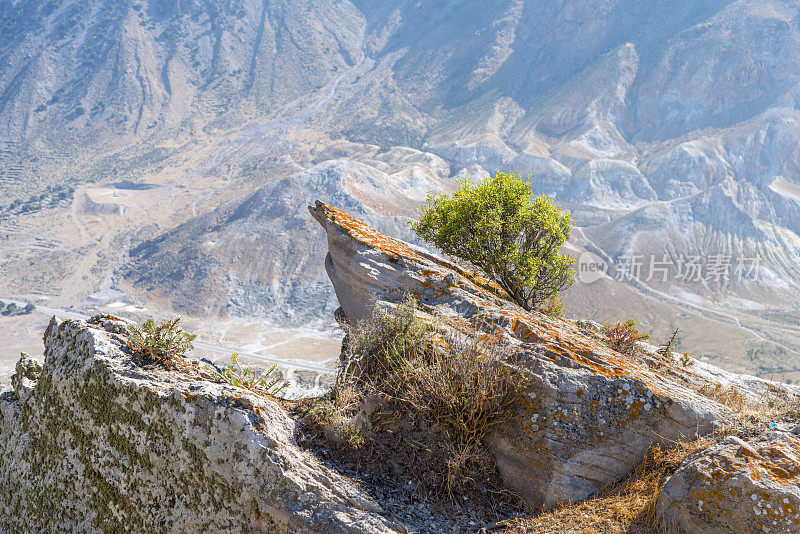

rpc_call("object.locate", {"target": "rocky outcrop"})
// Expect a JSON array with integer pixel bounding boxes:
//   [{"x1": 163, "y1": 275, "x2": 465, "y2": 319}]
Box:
[
  {"x1": 658, "y1": 428, "x2": 800, "y2": 533},
  {"x1": 310, "y1": 200, "x2": 749, "y2": 508},
  {"x1": 0, "y1": 315, "x2": 399, "y2": 533}
]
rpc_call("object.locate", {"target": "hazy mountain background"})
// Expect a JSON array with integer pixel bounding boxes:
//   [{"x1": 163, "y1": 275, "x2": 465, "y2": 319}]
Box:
[{"x1": 1, "y1": 0, "x2": 800, "y2": 379}]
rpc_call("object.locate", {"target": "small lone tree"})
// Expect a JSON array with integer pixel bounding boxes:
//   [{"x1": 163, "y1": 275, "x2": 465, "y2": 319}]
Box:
[{"x1": 411, "y1": 171, "x2": 575, "y2": 311}]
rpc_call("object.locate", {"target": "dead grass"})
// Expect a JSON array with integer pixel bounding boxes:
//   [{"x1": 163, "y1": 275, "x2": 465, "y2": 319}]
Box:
[
  {"x1": 381, "y1": 333, "x2": 529, "y2": 445},
  {"x1": 337, "y1": 297, "x2": 529, "y2": 447},
  {"x1": 699, "y1": 382, "x2": 800, "y2": 428},
  {"x1": 602, "y1": 319, "x2": 650, "y2": 357},
  {"x1": 700, "y1": 383, "x2": 747, "y2": 413},
  {"x1": 300, "y1": 297, "x2": 528, "y2": 508},
  {"x1": 502, "y1": 435, "x2": 717, "y2": 534}
]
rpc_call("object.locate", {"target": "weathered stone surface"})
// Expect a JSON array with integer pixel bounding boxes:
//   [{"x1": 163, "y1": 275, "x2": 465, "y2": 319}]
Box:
[
  {"x1": 658, "y1": 429, "x2": 800, "y2": 534},
  {"x1": 0, "y1": 314, "x2": 400, "y2": 533},
  {"x1": 309, "y1": 200, "x2": 743, "y2": 509},
  {"x1": 9, "y1": 353, "x2": 42, "y2": 403}
]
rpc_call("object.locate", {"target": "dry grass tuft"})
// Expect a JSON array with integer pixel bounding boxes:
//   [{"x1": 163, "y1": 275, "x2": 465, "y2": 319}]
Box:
[
  {"x1": 602, "y1": 319, "x2": 650, "y2": 356},
  {"x1": 383, "y1": 332, "x2": 529, "y2": 445},
  {"x1": 502, "y1": 435, "x2": 717, "y2": 534},
  {"x1": 338, "y1": 297, "x2": 529, "y2": 447},
  {"x1": 700, "y1": 383, "x2": 747, "y2": 413},
  {"x1": 699, "y1": 382, "x2": 800, "y2": 429},
  {"x1": 301, "y1": 297, "x2": 529, "y2": 506}
]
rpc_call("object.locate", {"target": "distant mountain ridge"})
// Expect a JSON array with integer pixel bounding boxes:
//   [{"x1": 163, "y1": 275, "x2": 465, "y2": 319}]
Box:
[{"x1": 1, "y1": 0, "x2": 800, "y2": 371}]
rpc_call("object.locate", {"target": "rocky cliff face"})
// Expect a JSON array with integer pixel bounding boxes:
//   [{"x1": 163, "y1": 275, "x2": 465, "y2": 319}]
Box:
[{"x1": 0, "y1": 315, "x2": 397, "y2": 533}]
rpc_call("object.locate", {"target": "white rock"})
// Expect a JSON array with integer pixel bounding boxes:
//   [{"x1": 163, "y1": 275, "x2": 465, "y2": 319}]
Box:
[{"x1": 0, "y1": 315, "x2": 401, "y2": 533}]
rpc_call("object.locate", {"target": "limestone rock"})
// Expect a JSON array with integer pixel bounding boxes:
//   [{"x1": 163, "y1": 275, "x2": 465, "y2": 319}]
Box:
[
  {"x1": 309, "y1": 200, "x2": 741, "y2": 509},
  {"x1": 658, "y1": 430, "x2": 800, "y2": 533},
  {"x1": 0, "y1": 314, "x2": 400, "y2": 533},
  {"x1": 9, "y1": 353, "x2": 42, "y2": 403}
]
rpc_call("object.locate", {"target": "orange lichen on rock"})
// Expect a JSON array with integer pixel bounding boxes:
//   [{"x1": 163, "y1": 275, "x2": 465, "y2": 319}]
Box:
[
  {"x1": 316, "y1": 201, "x2": 699, "y2": 401},
  {"x1": 316, "y1": 201, "x2": 507, "y2": 298},
  {"x1": 661, "y1": 432, "x2": 800, "y2": 533}
]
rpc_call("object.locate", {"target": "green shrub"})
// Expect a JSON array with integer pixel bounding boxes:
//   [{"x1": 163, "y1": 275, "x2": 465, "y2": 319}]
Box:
[
  {"x1": 411, "y1": 170, "x2": 575, "y2": 311},
  {"x1": 127, "y1": 317, "x2": 196, "y2": 368},
  {"x1": 602, "y1": 319, "x2": 650, "y2": 356},
  {"x1": 333, "y1": 422, "x2": 365, "y2": 449},
  {"x1": 212, "y1": 353, "x2": 289, "y2": 397}
]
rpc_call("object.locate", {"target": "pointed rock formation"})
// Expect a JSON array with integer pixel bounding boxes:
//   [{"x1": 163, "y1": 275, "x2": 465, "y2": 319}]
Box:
[{"x1": 310, "y1": 200, "x2": 746, "y2": 508}]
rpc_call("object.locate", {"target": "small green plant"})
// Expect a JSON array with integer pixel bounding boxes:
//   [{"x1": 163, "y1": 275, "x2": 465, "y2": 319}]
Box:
[
  {"x1": 127, "y1": 317, "x2": 196, "y2": 368},
  {"x1": 411, "y1": 170, "x2": 575, "y2": 312},
  {"x1": 212, "y1": 353, "x2": 289, "y2": 397},
  {"x1": 333, "y1": 421, "x2": 365, "y2": 449},
  {"x1": 307, "y1": 398, "x2": 340, "y2": 427},
  {"x1": 679, "y1": 352, "x2": 694, "y2": 368},
  {"x1": 656, "y1": 328, "x2": 680, "y2": 359},
  {"x1": 602, "y1": 319, "x2": 650, "y2": 356}
]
